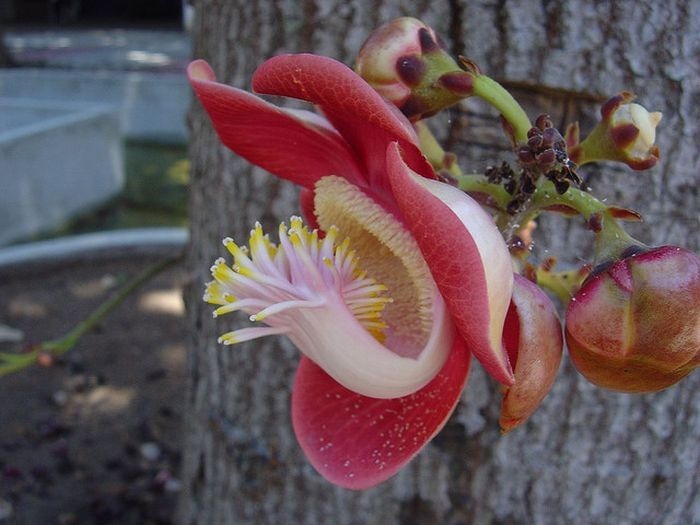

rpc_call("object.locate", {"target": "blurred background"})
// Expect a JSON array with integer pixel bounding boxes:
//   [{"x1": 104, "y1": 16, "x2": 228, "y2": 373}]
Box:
[
  {"x1": 1, "y1": 2, "x2": 193, "y2": 523},
  {"x1": 0, "y1": 0, "x2": 192, "y2": 244}
]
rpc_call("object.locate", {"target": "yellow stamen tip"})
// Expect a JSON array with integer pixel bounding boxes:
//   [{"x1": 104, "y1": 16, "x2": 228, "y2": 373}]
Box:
[
  {"x1": 208, "y1": 213, "x2": 394, "y2": 346},
  {"x1": 237, "y1": 266, "x2": 254, "y2": 277}
]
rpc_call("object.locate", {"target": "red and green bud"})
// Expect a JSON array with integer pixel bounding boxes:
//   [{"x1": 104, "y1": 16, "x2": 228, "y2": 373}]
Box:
[
  {"x1": 356, "y1": 17, "x2": 473, "y2": 121},
  {"x1": 569, "y1": 92, "x2": 661, "y2": 170},
  {"x1": 565, "y1": 246, "x2": 700, "y2": 393},
  {"x1": 500, "y1": 275, "x2": 563, "y2": 433}
]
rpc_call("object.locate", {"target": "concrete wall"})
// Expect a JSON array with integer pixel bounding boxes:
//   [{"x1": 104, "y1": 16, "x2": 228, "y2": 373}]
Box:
[
  {"x1": 0, "y1": 69, "x2": 189, "y2": 144},
  {"x1": 0, "y1": 98, "x2": 124, "y2": 245}
]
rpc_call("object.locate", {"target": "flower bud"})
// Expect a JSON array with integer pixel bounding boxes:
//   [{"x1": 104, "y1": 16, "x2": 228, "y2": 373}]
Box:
[
  {"x1": 608, "y1": 101, "x2": 661, "y2": 163},
  {"x1": 565, "y1": 246, "x2": 700, "y2": 393},
  {"x1": 356, "y1": 17, "x2": 429, "y2": 106},
  {"x1": 500, "y1": 275, "x2": 563, "y2": 432},
  {"x1": 570, "y1": 92, "x2": 661, "y2": 170},
  {"x1": 356, "y1": 17, "x2": 473, "y2": 121}
]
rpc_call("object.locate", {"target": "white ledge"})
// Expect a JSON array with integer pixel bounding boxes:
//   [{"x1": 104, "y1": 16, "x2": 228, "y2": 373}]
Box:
[{"x1": 0, "y1": 228, "x2": 188, "y2": 270}]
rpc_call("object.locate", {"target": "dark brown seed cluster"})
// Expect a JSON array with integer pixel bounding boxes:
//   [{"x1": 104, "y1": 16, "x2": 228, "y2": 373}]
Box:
[
  {"x1": 484, "y1": 161, "x2": 526, "y2": 214},
  {"x1": 485, "y1": 161, "x2": 516, "y2": 186},
  {"x1": 495, "y1": 114, "x2": 583, "y2": 214},
  {"x1": 518, "y1": 115, "x2": 562, "y2": 170}
]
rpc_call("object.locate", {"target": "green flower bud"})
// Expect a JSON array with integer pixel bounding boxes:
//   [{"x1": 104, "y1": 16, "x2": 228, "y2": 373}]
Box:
[
  {"x1": 570, "y1": 92, "x2": 662, "y2": 170},
  {"x1": 356, "y1": 17, "x2": 473, "y2": 121}
]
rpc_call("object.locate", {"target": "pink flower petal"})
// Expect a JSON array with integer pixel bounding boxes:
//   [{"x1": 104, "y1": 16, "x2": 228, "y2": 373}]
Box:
[
  {"x1": 386, "y1": 143, "x2": 515, "y2": 385},
  {"x1": 500, "y1": 274, "x2": 563, "y2": 432},
  {"x1": 291, "y1": 336, "x2": 470, "y2": 489},
  {"x1": 187, "y1": 60, "x2": 364, "y2": 188},
  {"x1": 251, "y1": 54, "x2": 422, "y2": 190}
]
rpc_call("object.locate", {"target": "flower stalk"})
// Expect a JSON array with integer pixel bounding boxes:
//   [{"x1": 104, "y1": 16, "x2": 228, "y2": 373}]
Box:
[
  {"x1": 0, "y1": 256, "x2": 180, "y2": 377},
  {"x1": 468, "y1": 71, "x2": 532, "y2": 143}
]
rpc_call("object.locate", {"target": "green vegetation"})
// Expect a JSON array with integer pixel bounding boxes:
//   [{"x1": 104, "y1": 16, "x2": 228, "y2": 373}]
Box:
[{"x1": 42, "y1": 141, "x2": 189, "y2": 238}]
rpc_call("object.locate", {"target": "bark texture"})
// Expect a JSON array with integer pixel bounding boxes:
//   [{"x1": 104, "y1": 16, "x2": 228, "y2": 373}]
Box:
[{"x1": 179, "y1": 2, "x2": 699, "y2": 524}]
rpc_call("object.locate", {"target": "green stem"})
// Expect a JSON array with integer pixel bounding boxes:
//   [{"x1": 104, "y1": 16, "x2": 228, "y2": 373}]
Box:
[
  {"x1": 529, "y1": 180, "x2": 642, "y2": 262},
  {"x1": 0, "y1": 351, "x2": 38, "y2": 376},
  {"x1": 455, "y1": 174, "x2": 512, "y2": 206},
  {"x1": 572, "y1": 123, "x2": 618, "y2": 166},
  {"x1": 456, "y1": 173, "x2": 542, "y2": 240},
  {"x1": 471, "y1": 74, "x2": 532, "y2": 143},
  {"x1": 456, "y1": 171, "x2": 640, "y2": 265},
  {"x1": 418, "y1": 104, "x2": 637, "y2": 264},
  {"x1": 535, "y1": 266, "x2": 589, "y2": 303},
  {"x1": 415, "y1": 121, "x2": 451, "y2": 171},
  {"x1": 530, "y1": 181, "x2": 606, "y2": 218},
  {"x1": 592, "y1": 213, "x2": 643, "y2": 263},
  {"x1": 454, "y1": 174, "x2": 513, "y2": 229},
  {"x1": 0, "y1": 255, "x2": 181, "y2": 378}
]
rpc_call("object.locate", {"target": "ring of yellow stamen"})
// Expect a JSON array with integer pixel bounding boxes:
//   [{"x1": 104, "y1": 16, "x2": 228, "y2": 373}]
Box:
[
  {"x1": 205, "y1": 176, "x2": 454, "y2": 399},
  {"x1": 204, "y1": 217, "x2": 393, "y2": 345},
  {"x1": 314, "y1": 176, "x2": 436, "y2": 358}
]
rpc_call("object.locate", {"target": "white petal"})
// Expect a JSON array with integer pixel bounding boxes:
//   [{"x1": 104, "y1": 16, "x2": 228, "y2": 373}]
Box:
[
  {"x1": 288, "y1": 287, "x2": 454, "y2": 399},
  {"x1": 409, "y1": 175, "x2": 513, "y2": 365}
]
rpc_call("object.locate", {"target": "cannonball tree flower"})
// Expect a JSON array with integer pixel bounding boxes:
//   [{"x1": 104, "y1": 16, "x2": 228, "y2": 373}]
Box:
[
  {"x1": 566, "y1": 246, "x2": 700, "y2": 393},
  {"x1": 188, "y1": 54, "x2": 514, "y2": 488}
]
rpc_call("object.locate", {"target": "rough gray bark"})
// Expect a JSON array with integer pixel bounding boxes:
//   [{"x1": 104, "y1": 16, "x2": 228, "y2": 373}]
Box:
[{"x1": 179, "y1": 1, "x2": 699, "y2": 524}]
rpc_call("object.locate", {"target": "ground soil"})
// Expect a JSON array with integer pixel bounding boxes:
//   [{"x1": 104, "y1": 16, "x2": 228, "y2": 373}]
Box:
[{"x1": 0, "y1": 253, "x2": 188, "y2": 524}]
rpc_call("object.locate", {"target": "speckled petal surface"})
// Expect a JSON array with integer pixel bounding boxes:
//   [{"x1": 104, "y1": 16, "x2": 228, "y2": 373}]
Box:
[{"x1": 291, "y1": 336, "x2": 470, "y2": 489}]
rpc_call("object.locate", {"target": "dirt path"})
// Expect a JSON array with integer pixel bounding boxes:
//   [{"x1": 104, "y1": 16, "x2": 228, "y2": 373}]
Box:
[{"x1": 0, "y1": 254, "x2": 188, "y2": 524}]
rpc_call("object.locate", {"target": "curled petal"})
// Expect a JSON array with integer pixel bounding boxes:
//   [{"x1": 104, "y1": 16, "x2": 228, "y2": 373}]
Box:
[
  {"x1": 252, "y1": 54, "x2": 417, "y2": 145},
  {"x1": 386, "y1": 143, "x2": 515, "y2": 385},
  {"x1": 287, "y1": 296, "x2": 455, "y2": 399},
  {"x1": 187, "y1": 60, "x2": 364, "y2": 188},
  {"x1": 500, "y1": 275, "x2": 563, "y2": 432},
  {"x1": 209, "y1": 207, "x2": 455, "y2": 399},
  {"x1": 292, "y1": 335, "x2": 470, "y2": 489},
  {"x1": 252, "y1": 53, "x2": 424, "y2": 188}
]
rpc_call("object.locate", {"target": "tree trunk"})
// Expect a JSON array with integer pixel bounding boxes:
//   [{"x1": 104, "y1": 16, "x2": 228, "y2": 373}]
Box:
[{"x1": 179, "y1": 2, "x2": 699, "y2": 524}]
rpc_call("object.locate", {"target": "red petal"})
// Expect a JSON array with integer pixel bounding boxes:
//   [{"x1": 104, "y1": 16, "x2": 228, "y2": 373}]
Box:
[
  {"x1": 252, "y1": 54, "x2": 422, "y2": 189},
  {"x1": 187, "y1": 60, "x2": 364, "y2": 188},
  {"x1": 291, "y1": 337, "x2": 470, "y2": 489},
  {"x1": 298, "y1": 188, "x2": 319, "y2": 230},
  {"x1": 499, "y1": 275, "x2": 563, "y2": 432},
  {"x1": 386, "y1": 144, "x2": 515, "y2": 385}
]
